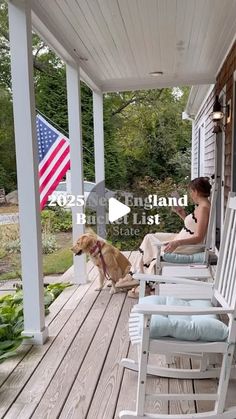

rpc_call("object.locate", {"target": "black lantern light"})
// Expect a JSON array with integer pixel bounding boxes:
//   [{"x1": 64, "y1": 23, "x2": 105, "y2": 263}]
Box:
[
  {"x1": 211, "y1": 95, "x2": 230, "y2": 133},
  {"x1": 211, "y1": 95, "x2": 224, "y2": 121}
]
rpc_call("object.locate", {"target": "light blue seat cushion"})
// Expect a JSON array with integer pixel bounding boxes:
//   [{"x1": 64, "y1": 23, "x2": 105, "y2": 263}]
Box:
[
  {"x1": 139, "y1": 296, "x2": 228, "y2": 342},
  {"x1": 162, "y1": 252, "x2": 205, "y2": 264}
]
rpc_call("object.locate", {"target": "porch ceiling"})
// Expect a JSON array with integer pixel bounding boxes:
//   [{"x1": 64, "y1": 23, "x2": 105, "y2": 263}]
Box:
[{"x1": 31, "y1": 0, "x2": 236, "y2": 92}]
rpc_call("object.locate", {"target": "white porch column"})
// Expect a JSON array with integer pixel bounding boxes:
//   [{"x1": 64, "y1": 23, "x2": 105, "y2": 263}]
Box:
[
  {"x1": 8, "y1": 0, "x2": 48, "y2": 344},
  {"x1": 93, "y1": 91, "x2": 106, "y2": 238},
  {"x1": 66, "y1": 63, "x2": 87, "y2": 283}
]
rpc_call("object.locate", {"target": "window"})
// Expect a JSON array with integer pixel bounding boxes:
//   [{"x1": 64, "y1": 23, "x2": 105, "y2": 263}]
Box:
[
  {"x1": 198, "y1": 122, "x2": 205, "y2": 176},
  {"x1": 233, "y1": 80, "x2": 236, "y2": 191}
]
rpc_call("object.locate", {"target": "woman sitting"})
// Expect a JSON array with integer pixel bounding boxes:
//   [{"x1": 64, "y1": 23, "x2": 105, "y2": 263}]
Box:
[{"x1": 116, "y1": 177, "x2": 211, "y2": 297}]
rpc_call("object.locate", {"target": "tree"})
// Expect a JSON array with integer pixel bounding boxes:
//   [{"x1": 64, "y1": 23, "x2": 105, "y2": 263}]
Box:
[
  {"x1": 0, "y1": 89, "x2": 16, "y2": 192},
  {"x1": 113, "y1": 87, "x2": 191, "y2": 186},
  {"x1": 0, "y1": 0, "x2": 191, "y2": 193}
]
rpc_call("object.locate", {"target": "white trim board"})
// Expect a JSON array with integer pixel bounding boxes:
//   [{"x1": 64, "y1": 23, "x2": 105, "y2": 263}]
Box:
[{"x1": 185, "y1": 84, "x2": 215, "y2": 120}]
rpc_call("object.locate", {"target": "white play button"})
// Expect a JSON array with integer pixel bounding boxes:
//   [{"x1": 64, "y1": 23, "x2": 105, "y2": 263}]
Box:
[{"x1": 108, "y1": 197, "x2": 131, "y2": 222}]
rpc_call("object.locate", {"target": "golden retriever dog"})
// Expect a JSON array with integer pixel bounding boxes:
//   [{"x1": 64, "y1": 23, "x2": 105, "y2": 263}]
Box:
[{"x1": 72, "y1": 233, "x2": 131, "y2": 294}]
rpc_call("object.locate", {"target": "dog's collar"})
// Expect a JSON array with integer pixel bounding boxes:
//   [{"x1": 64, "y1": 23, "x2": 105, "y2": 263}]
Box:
[
  {"x1": 89, "y1": 240, "x2": 111, "y2": 280},
  {"x1": 89, "y1": 240, "x2": 105, "y2": 257}
]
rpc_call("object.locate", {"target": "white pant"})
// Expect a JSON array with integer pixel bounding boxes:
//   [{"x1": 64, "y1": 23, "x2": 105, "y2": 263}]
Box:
[{"x1": 132, "y1": 232, "x2": 177, "y2": 275}]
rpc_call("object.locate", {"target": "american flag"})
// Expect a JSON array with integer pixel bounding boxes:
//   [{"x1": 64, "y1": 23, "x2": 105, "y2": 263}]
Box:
[{"x1": 36, "y1": 114, "x2": 70, "y2": 210}]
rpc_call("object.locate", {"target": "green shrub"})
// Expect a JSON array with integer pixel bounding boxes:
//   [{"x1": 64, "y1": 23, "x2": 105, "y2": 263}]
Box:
[
  {"x1": 0, "y1": 248, "x2": 7, "y2": 258},
  {"x1": 41, "y1": 208, "x2": 72, "y2": 232},
  {"x1": 0, "y1": 224, "x2": 20, "y2": 251},
  {"x1": 42, "y1": 233, "x2": 58, "y2": 254},
  {"x1": 4, "y1": 238, "x2": 21, "y2": 253},
  {"x1": 2, "y1": 233, "x2": 58, "y2": 255}
]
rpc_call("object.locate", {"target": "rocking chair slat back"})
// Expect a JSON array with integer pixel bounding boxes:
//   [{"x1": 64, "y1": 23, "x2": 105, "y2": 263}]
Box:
[
  {"x1": 205, "y1": 180, "x2": 218, "y2": 251},
  {"x1": 214, "y1": 193, "x2": 236, "y2": 310}
]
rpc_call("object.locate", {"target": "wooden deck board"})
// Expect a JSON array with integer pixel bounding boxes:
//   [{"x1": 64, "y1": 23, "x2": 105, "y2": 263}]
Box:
[
  {"x1": 0, "y1": 345, "x2": 32, "y2": 388},
  {"x1": 0, "y1": 262, "x2": 95, "y2": 390},
  {"x1": 0, "y1": 251, "x2": 236, "y2": 419},
  {"x1": 11, "y1": 284, "x2": 113, "y2": 419},
  {"x1": 169, "y1": 357, "x2": 196, "y2": 415},
  {"x1": 114, "y1": 343, "x2": 137, "y2": 417},
  {"x1": 114, "y1": 351, "x2": 169, "y2": 416},
  {"x1": 58, "y1": 292, "x2": 126, "y2": 419},
  {"x1": 0, "y1": 285, "x2": 80, "y2": 389},
  {"x1": 145, "y1": 354, "x2": 168, "y2": 415},
  {"x1": 191, "y1": 358, "x2": 218, "y2": 413},
  {"x1": 86, "y1": 296, "x2": 134, "y2": 419},
  {"x1": 0, "y1": 264, "x2": 99, "y2": 418}
]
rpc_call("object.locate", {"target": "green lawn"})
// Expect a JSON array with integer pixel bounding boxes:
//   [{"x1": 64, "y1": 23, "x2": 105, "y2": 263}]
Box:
[
  {"x1": 0, "y1": 231, "x2": 73, "y2": 280},
  {"x1": 43, "y1": 246, "x2": 73, "y2": 275}
]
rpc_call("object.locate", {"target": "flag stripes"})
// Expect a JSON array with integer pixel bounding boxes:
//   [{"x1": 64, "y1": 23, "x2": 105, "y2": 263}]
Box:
[{"x1": 36, "y1": 114, "x2": 70, "y2": 210}]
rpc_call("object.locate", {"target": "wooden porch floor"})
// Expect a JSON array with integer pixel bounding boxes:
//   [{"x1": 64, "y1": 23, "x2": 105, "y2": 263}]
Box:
[{"x1": 0, "y1": 251, "x2": 235, "y2": 419}]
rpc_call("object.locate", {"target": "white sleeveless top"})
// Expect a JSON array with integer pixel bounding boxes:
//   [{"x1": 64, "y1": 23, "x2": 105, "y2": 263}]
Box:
[{"x1": 174, "y1": 211, "x2": 205, "y2": 255}]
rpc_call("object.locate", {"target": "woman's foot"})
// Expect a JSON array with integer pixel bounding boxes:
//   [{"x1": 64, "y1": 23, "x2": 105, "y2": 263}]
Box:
[
  {"x1": 115, "y1": 273, "x2": 139, "y2": 289},
  {"x1": 127, "y1": 285, "x2": 153, "y2": 299},
  {"x1": 127, "y1": 286, "x2": 140, "y2": 299}
]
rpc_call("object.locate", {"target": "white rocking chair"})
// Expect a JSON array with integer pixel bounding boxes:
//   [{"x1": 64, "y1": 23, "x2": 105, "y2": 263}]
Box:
[
  {"x1": 154, "y1": 180, "x2": 218, "y2": 275},
  {"x1": 136, "y1": 181, "x2": 218, "y2": 300},
  {"x1": 120, "y1": 193, "x2": 236, "y2": 419}
]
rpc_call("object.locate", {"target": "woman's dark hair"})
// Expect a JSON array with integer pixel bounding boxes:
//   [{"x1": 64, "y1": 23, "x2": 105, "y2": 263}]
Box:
[{"x1": 188, "y1": 177, "x2": 212, "y2": 197}]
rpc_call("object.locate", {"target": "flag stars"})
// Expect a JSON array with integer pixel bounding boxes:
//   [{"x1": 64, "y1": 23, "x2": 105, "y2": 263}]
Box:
[{"x1": 36, "y1": 115, "x2": 65, "y2": 163}]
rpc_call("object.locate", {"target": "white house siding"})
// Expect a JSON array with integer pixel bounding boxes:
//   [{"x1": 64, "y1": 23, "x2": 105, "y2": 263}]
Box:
[
  {"x1": 215, "y1": 41, "x2": 236, "y2": 201},
  {"x1": 191, "y1": 89, "x2": 216, "y2": 180},
  {"x1": 190, "y1": 40, "x2": 236, "y2": 199},
  {"x1": 189, "y1": 41, "x2": 236, "y2": 248}
]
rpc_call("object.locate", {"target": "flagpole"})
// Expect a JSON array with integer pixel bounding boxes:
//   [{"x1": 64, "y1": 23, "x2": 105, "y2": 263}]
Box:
[{"x1": 36, "y1": 108, "x2": 94, "y2": 156}]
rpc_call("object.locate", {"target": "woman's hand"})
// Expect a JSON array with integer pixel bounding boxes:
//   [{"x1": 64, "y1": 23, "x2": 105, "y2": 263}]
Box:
[
  {"x1": 164, "y1": 240, "x2": 180, "y2": 253},
  {"x1": 171, "y1": 206, "x2": 182, "y2": 214},
  {"x1": 171, "y1": 206, "x2": 186, "y2": 219}
]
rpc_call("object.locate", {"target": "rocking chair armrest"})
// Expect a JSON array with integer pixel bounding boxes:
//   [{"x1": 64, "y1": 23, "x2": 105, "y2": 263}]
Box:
[
  {"x1": 153, "y1": 243, "x2": 207, "y2": 249},
  {"x1": 133, "y1": 304, "x2": 233, "y2": 316},
  {"x1": 133, "y1": 273, "x2": 213, "y2": 287},
  {"x1": 176, "y1": 244, "x2": 207, "y2": 249}
]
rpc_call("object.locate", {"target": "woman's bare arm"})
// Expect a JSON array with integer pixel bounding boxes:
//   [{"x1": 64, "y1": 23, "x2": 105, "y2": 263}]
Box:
[
  {"x1": 171, "y1": 206, "x2": 187, "y2": 220},
  {"x1": 164, "y1": 206, "x2": 210, "y2": 253}
]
